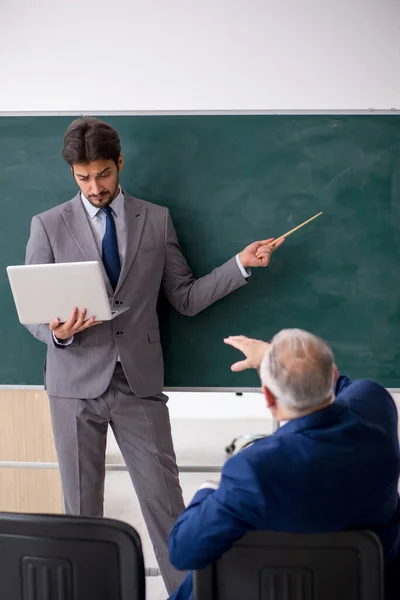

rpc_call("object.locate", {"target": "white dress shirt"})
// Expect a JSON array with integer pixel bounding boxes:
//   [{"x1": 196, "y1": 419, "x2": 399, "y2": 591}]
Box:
[{"x1": 235, "y1": 255, "x2": 250, "y2": 279}]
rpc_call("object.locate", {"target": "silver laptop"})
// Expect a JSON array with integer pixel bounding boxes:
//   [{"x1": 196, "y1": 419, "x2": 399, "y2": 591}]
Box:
[{"x1": 7, "y1": 261, "x2": 129, "y2": 325}]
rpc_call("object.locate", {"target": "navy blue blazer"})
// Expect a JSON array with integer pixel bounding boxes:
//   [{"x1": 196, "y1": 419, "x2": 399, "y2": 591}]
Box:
[{"x1": 169, "y1": 376, "x2": 400, "y2": 600}]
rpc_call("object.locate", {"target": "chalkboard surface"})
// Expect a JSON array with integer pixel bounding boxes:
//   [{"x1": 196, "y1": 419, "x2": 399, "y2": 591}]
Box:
[{"x1": 0, "y1": 115, "x2": 399, "y2": 388}]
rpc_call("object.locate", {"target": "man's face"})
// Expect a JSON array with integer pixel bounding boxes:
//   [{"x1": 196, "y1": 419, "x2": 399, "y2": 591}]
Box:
[{"x1": 72, "y1": 156, "x2": 123, "y2": 208}]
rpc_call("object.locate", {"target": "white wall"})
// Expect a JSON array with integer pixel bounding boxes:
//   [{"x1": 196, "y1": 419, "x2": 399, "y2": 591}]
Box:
[
  {"x1": 1, "y1": 0, "x2": 399, "y2": 113},
  {"x1": 167, "y1": 391, "x2": 400, "y2": 419}
]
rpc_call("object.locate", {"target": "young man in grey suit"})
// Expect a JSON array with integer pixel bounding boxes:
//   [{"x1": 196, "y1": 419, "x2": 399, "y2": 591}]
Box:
[{"x1": 24, "y1": 117, "x2": 283, "y2": 594}]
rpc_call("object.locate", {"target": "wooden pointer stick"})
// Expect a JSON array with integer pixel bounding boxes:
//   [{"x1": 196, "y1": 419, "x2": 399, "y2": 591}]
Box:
[{"x1": 269, "y1": 211, "x2": 323, "y2": 247}]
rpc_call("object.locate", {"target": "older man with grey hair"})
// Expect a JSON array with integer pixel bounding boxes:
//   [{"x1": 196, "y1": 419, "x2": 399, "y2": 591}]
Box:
[
  {"x1": 232, "y1": 329, "x2": 337, "y2": 421},
  {"x1": 168, "y1": 329, "x2": 400, "y2": 600}
]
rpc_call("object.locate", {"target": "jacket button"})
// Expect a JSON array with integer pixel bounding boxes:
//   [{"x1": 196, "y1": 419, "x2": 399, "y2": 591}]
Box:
[
  {"x1": 114, "y1": 299, "x2": 123, "y2": 306},
  {"x1": 115, "y1": 330, "x2": 123, "y2": 336}
]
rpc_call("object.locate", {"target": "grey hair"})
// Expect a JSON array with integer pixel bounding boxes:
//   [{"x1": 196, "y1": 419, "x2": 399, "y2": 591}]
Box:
[{"x1": 260, "y1": 329, "x2": 335, "y2": 412}]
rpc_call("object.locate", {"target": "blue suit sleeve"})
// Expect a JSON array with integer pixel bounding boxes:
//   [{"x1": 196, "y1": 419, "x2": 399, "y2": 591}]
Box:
[
  {"x1": 168, "y1": 455, "x2": 266, "y2": 571},
  {"x1": 340, "y1": 379, "x2": 398, "y2": 440}
]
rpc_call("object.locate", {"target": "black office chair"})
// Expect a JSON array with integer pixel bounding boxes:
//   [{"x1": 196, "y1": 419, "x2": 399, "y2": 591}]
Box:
[
  {"x1": 194, "y1": 530, "x2": 384, "y2": 600},
  {"x1": 0, "y1": 512, "x2": 145, "y2": 600}
]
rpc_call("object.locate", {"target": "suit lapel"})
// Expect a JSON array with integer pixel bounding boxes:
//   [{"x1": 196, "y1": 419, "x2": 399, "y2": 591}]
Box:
[
  {"x1": 62, "y1": 193, "x2": 114, "y2": 295},
  {"x1": 114, "y1": 193, "x2": 147, "y2": 295}
]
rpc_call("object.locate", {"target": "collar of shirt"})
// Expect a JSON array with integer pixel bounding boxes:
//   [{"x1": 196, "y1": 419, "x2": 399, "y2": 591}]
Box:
[{"x1": 80, "y1": 186, "x2": 124, "y2": 219}]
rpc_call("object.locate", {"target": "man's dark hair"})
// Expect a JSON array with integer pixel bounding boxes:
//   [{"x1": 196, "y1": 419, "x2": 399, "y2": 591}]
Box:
[{"x1": 62, "y1": 117, "x2": 121, "y2": 167}]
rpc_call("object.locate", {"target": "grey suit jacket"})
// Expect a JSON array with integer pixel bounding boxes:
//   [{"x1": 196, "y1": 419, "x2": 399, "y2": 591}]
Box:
[{"x1": 25, "y1": 192, "x2": 248, "y2": 399}]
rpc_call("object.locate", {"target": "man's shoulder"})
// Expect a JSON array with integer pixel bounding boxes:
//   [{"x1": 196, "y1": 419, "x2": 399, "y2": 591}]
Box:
[
  {"x1": 124, "y1": 193, "x2": 169, "y2": 217},
  {"x1": 33, "y1": 195, "x2": 79, "y2": 223},
  {"x1": 338, "y1": 378, "x2": 397, "y2": 428},
  {"x1": 339, "y1": 378, "x2": 393, "y2": 406}
]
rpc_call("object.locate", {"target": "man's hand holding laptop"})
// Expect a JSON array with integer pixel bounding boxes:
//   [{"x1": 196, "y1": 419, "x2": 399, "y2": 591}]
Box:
[{"x1": 49, "y1": 307, "x2": 102, "y2": 340}]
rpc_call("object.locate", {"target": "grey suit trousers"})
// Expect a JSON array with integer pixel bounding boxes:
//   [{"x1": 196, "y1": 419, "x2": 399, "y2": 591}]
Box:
[{"x1": 48, "y1": 363, "x2": 185, "y2": 594}]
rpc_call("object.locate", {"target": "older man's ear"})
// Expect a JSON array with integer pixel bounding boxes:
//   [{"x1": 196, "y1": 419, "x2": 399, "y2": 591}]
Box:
[
  {"x1": 262, "y1": 385, "x2": 277, "y2": 410},
  {"x1": 333, "y1": 365, "x2": 339, "y2": 387}
]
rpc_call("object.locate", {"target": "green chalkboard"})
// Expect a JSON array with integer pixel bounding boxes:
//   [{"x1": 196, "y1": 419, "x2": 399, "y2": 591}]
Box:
[{"x1": 0, "y1": 115, "x2": 399, "y2": 388}]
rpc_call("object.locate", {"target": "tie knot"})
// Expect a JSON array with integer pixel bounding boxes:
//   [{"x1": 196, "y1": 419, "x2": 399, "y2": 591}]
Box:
[{"x1": 102, "y1": 206, "x2": 113, "y2": 217}]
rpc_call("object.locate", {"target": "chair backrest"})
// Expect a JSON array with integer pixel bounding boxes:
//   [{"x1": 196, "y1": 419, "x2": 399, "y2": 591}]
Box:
[
  {"x1": 194, "y1": 530, "x2": 384, "y2": 600},
  {"x1": 0, "y1": 512, "x2": 145, "y2": 600}
]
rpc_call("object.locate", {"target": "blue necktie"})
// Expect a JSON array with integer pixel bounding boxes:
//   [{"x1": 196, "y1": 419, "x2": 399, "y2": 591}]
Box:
[{"x1": 102, "y1": 206, "x2": 121, "y2": 290}]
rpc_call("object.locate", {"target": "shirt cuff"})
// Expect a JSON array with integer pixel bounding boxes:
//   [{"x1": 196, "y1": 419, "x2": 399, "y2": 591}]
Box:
[
  {"x1": 198, "y1": 481, "x2": 219, "y2": 491},
  {"x1": 52, "y1": 332, "x2": 74, "y2": 346},
  {"x1": 235, "y1": 254, "x2": 251, "y2": 279}
]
